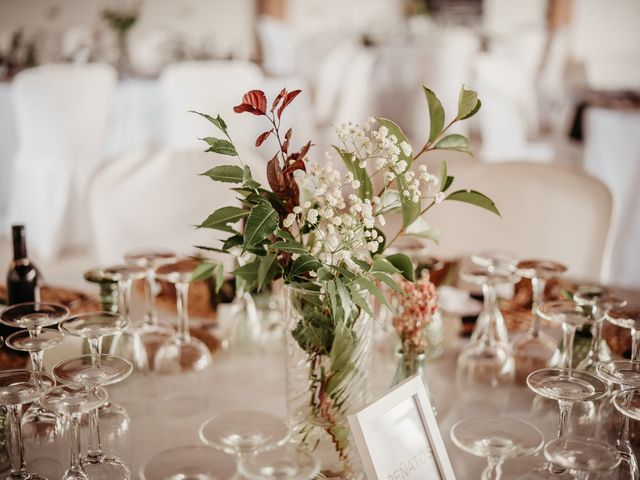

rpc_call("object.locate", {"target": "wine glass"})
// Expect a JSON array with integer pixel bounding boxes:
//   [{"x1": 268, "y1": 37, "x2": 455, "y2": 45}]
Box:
[
  {"x1": 606, "y1": 304, "x2": 640, "y2": 361},
  {"x1": 536, "y1": 300, "x2": 593, "y2": 370},
  {"x1": 199, "y1": 410, "x2": 290, "y2": 475},
  {"x1": 596, "y1": 360, "x2": 640, "y2": 478},
  {"x1": 139, "y1": 446, "x2": 237, "y2": 480},
  {"x1": 511, "y1": 260, "x2": 566, "y2": 382},
  {"x1": 0, "y1": 369, "x2": 51, "y2": 480},
  {"x1": 0, "y1": 302, "x2": 69, "y2": 470},
  {"x1": 39, "y1": 385, "x2": 108, "y2": 480},
  {"x1": 544, "y1": 437, "x2": 621, "y2": 480},
  {"x1": 456, "y1": 268, "x2": 519, "y2": 393},
  {"x1": 613, "y1": 387, "x2": 640, "y2": 421},
  {"x1": 154, "y1": 259, "x2": 213, "y2": 373},
  {"x1": 240, "y1": 445, "x2": 321, "y2": 480},
  {"x1": 57, "y1": 312, "x2": 133, "y2": 479},
  {"x1": 450, "y1": 416, "x2": 543, "y2": 480},
  {"x1": 526, "y1": 368, "x2": 607, "y2": 438}
]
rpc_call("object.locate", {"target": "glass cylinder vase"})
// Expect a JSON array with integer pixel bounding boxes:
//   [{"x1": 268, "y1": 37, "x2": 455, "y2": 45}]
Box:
[{"x1": 284, "y1": 283, "x2": 373, "y2": 479}]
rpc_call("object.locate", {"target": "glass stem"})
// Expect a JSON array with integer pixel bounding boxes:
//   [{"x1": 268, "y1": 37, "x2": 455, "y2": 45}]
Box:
[
  {"x1": 573, "y1": 472, "x2": 588, "y2": 480},
  {"x1": 29, "y1": 351, "x2": 44, "y2": 374},
  {"x1": 561, "y1": 323, "x2": 576, "y2": 370},
  {"x1": 145, "y1": 267, "x2": 157, "y2": 326},
  {"x1": 7, "y1": 404, "x2": 26, "y2": 476},
  {"x1": 176, "y1": 281, "x2": 190, "y2": 342},
  {"x1": 557, "y1": 399, "x2": 573, "y2": 438},
  {"x1": 118, "y1": 278, "x2": 133, "y2": 320},
  {"x1": 68, "y1": 413, "x2": 85, "y2": 476},
  {"x1": 589, "y1": 320, "x2": 603, "y2": 361},
  {"x1": 87, "y1": 404, "x2": 103, "y2": 461},
  {"x1": 529, "y1": 277, "x2": 545, "y2": 336},
  {"x1": 631, "y1": 328, "x2": 640, "y2": 361},
  {"x1": 481, "y1": 282, "x2": 498, "y2": 345},
  {"x1": 482, "y1": 456, "x2": 503, "y2": 480},
  {"x1": 88, "y1": 337, "x2": 102, "y2": 369}
]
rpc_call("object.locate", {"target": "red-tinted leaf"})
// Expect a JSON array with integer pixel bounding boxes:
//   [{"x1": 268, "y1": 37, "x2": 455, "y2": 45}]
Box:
[
  {"x1": 282, "y1": 128, "x2": 292, "y2": 154},
  {"x1": 255, "y1": 129, "x2": 273, "y2": 147},
  {"x1": 277, "y1": 89, "x2": 302, "y2": 118},
  {"x1": 283, "y1": 157, "x2": 306, "y2": 175},
  {"x1": 271, "y1": 88, "x2": 287, "y2": 112},
  {"x1": 267, "y1": 154, "x2": 285, "y2": 194},
  {"x1": 234, "y1": 90, "x2": 267, "y2": 115},
  {"x1": 297, "y1": 140, "x2": 312, "y2": 159}
]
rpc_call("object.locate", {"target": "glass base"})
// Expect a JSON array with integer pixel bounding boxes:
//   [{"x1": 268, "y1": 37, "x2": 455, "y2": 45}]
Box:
[
  {"x1": 83, "y1": 455, "x2": 131, "y2": 480},
  {"x1": 154, "y1": 337, "x2": 213, "y2": 374}
]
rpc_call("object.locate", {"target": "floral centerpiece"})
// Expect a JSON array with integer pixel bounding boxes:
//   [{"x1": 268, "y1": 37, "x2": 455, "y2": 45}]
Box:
[{"x1": 191, "y1": 86, "x2": 498, "y2": 478}]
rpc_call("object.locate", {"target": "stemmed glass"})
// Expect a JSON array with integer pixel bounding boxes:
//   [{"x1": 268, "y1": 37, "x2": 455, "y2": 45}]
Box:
[
  {"x1": 456, "y1": 268, "x2": 519, "y2": 390},
  {"x1": 199, "y1": 410, "x2": 290, "y2": 477},
  {"x1": 57, "y1": 312, "x2": 133, "y2": 479},
  {"x1": 240, "y1": 445, "x2": 321, "y2": 480},
  {"x1": 0, "y1": 302, "x2": 69, "y2": 463},
  {"x1": 606, "y1": 304, "x2": 640, "y2": 360},
  {"x1": 526, "y1": 368, "x2": 607, "y2": 438},
  {"x1": 544, "y1": 437, "x2": 621, "y2": 480},
  {"x1": 0, "y1": 369, "x2": 51, "y2": 480},
  {"x1": 154, "y1": 259, "x2": 213, "y2": 373},
  {"x1": 536, "y1": 300, "x2": 593, "y2": 370},
  {"x1": 450, "y1": 416, "x2": 543, "y2": 480},
  {"x1": 39, "y1": 385, "x2": 108, "y2": 480},
  {"x1": 139, "y1": 446, "x2": 237, "y2": 480},
  {"x1": 613, "y1": 387, "x2": 640, "y2": 421},
  {"x1": 102, "y1": 264, "x2": 149, "y2": 371},
  {"x1": 573, "y1": 286, "x2": 626, "y2": 372},
  {"x1": 596, "y1": 360, "x2": 640, "y2": 478}
]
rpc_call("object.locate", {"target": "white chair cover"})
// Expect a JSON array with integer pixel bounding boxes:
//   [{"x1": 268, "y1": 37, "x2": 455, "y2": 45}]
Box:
[
  {"x1": 7, "y1": 64, "x2": 116, "y2": 260},
  {"x1": 256, "y1": 15, "x2": 296, "y2": 76},
  {"x1": 159, "y1": 61, "x2": 264, "y2": 153},
  {"x1": 422, "y1": 161, "x2": 612, "y2": 282},
  {"x1": 88, "y1": 149, "x2": 267, "y2": 266}
]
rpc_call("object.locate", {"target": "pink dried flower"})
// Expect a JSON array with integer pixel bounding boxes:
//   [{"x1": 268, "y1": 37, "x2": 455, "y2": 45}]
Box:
[{"x1": 391, "y1": 278, "x2": 438, "y2": 353}]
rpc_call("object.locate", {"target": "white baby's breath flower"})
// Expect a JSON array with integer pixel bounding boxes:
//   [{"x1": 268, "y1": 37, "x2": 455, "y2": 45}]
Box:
[
  {"x1": 351, "y1": 180, "x2": 361, "y2": 189},
  {"x1": 293, "y1": 206, "x2": 302, "y2": 214},
  {"x1": 309, "y1": 271, "x2": 317, "y2": 278},
  {"x1": 395, "y1": 160, "x2": 408, "y2": 174},
  {"x1": 283, "y1": 213, "x2": 296, "y2": 228},
  {"x1": 400, "y1": 141, "x2": 412, "y2": 156},
  {"x1": 434, "y1": 192, "x2": 445, "y2": 203}
]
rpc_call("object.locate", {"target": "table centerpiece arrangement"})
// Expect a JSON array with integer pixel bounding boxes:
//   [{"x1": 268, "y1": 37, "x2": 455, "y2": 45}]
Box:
[{"x1": 189, "y1": 85, "x2": 498, "y2": 478}]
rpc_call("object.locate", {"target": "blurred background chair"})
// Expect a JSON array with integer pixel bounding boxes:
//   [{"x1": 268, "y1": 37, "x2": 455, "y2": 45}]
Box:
[{"x1": 6, "y1": 63, "x2": 116, "y2": 260}]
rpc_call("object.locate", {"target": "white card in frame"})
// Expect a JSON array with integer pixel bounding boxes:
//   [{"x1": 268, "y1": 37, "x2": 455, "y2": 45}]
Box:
[{"x1": 348, "y1": 375, "x2": 456, "y2": 480}]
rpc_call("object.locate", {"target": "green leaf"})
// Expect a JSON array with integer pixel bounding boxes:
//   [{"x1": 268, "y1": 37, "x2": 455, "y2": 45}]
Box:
[
  {"x1": 457, "y1": 86, "x2": 480, "y2": 120},
  {"x1": 190, "y1": 111, "x2": 228, "y2": 135},
  {"x1": 270, "y1": 241, "x2": 308, "y2": 255},
  {"x1": 423, "y1": 86, "x2": 445, "y2": 143},
  {"x1": 434, "y1": 134, "x2": 472, "y2": 155},
  {"x1": 242, "y1": 166, "x2": 261, "y2": 189},
  {"x1": 212, "y1": 263, "x2": 224, "y2": 293},
  {"x1": 289, "y1": 255, "x2": 321, "y2": 278},
  {"x1": 377, "y1": 118, "x2": 420, "y2": 228},
  {"x1": 275, "y1": 228, "x2": 295, "y2": 242},
  {"x1": 355, "y1": 276, "x2": 390, "y2": 308},
  {"x1": 243, "y1": 203, "x2": 279, "y2": 252},
  {"x1": 371, "y1": 257, "x2": 399, "y2": 274},
  {"x1": 446, "y1": 189, "x2": 500, "y2": 216},
  {"x1": 232, "y1": 259, "x2": 261, "y2": 287},
  {"x1": 385, "y1": 253, "x2": 415, "y2": 281},
  {"x1": 222, "y1": 234, "x2": 244, "y2": 250},
  {"x1": 202, "y1": 137, "x2": 238, "y2": 156},
  {"x1": 333, "y1": 146, "x2": 373, "y2": 200},
  {"x1": 372, "y1": 271, "x2": 403, "y2": 293},
  {"x1": 347, "y1": 284, "x2": 374, "y2": 317},
  {"x1": 199, "y1": 207, "x2": 248, "y2": 233},
  {"x1": 405, "y1": 229, "x2": 440, "y2": 244},
  {"x1": 257, "y1": 253, "x2": 278, "y2": 291},
  {"x1": 201, "y1": 165, "x2": 244, "y2": 183},
  {"x1": 191, "y1": 262, "x2": 216, "y2": 282},
  {"x1": 291, "y1": 311, "x2": 334, "y2": 355},
  {"x1": 442, "y1": 175, "x2": 455, "y2": 192},
  {"x1": 329, "y1": 320, "x2": 355, "y2": 375}
]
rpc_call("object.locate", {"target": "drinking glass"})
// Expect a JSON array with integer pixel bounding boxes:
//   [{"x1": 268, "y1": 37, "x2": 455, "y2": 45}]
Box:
[
  {"x1": 457, "y1": 268, "x2": 519, "y2": 390},
  {"x1": 39, "y1": 385, "x2": 108, "y2": 480},
  {"x1": 58, "y1": 312, "x2": 133, "y2": 479},
  {"x1": 511, "y1": 260, "x2": 566, "y2": 381},
  {"x1": 544, "y1": 437, "x2": 621, "y2": 480},
  {"x1": 450, "y1": 416, "x2": 543, "y2": 480},
  {"x1": 606, "y1": 304, "x2": 640, "y2": 361},
  {"x1": 199, "y1": 410, "x2": 290, "y2": 476},
  {"x1": 536, "y1": 300, "x2": 593, "y2": 370},
  {"x1": 139, "y1": 446, "x2": 237, "y2": 480},
  {"x1": 0, "y1": 302, "x2": 69, "y2": 468},
  {"x1": 526, "y1": 368, "x2": 607, "y2": 438},
  {"x1": 614, "y1": 387, "x2": 640, "y2": 421},
  {"x1": 596, "y1": 360, "x2": 640, "y2": 478},
  {"x1": 0, "y1": 369, "x2": 50, "y2": 480},
  {"x1": 154, "y1": 259, "x2": 213, "y2": 373},
  {"x1": 240, "y1": 445, "x2": 321, "y2": 480}
]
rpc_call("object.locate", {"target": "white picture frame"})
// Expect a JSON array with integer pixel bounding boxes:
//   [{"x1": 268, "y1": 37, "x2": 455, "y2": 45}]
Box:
[{"x1": 348, "y1": 375, "x2": 456, "y2": 480}]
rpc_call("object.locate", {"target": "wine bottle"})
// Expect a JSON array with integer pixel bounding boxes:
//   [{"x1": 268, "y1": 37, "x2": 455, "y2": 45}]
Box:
[{"x1": 6, "y1": 224, "x2": 40, "y2": 305}]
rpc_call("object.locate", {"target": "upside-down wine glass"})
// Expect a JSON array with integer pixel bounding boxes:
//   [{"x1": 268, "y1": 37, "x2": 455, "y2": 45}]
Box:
[
  {"x1": 0, "y1": 302, "x2": 69, "y2": 467},
  {"x1": 511, "y1": 260, "x2": 567, "y2": 382},
  {"x1": 0, "y1": 369, "x2": 51, "y2": 480},
  {"x1": 199, "y1": 410, "x2": 290, "y2": 478},
  {"x1": 139, "y1": 446, "x2": 238, "y2": 480},
  {"x1": 526, "y1": 368, "x2": 607, "y2": 438},
  {"x1": 544, "y1": 437, "x2": 621, "y2": 480},
  {"x1": 596, "y1": 360, "x2": 640, "y2": 479},
  {"x1": 58, "y1": 312, "x2": 133, "y2": 480},
  {"x1": 450, "y1": 416, "x2": 543, "y2": 480},
  {"x1": 614, "y1": 387, "x2": 640, "y2": 421},
  {"x1": 606, "y1": 304, "x2": 640, "y2": 361},
  {"x1": 39, "y1": 385, "x2": 108, "y2": 480},
  {"x1": 240, "y1": 445, "x2": 321, "y2": 480}
]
